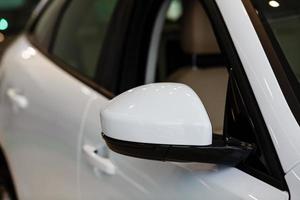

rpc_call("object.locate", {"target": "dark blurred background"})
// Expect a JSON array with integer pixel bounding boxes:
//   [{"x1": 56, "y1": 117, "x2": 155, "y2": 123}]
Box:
[{"x1": 0, "y1": 0, "x2": 39, "y2": 55}]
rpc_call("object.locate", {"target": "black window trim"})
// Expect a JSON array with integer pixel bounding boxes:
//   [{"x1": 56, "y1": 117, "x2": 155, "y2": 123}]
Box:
[
  {"x1": 117, "y1": 0, "x2": 164, "y2": 93},
  {"x1": 26, "y1": 34, "x2": 114, "y2": 99},
  {"x1": 25, "y1": 0, "x2": 123, "y2": 99},
  {"x1": 203, "y1": 0, "x2": 288, "y2": 191}
]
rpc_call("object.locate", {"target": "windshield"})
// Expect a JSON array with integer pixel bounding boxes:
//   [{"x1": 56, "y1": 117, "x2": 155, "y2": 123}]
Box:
[
  {"x1": 251, "y1": 0, "x2": 300, "y2": 122},
  {"x1": 249, "y1": 0, "x2": 300, "y2": 123},
  {"x1": 253, "y1": 0, "x2": 300, "y2": 81}
]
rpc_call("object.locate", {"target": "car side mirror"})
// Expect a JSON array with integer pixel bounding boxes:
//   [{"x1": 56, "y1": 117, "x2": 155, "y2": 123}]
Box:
[{"x1": 100, "y1": 83, "x2": 254, "y2": 165}]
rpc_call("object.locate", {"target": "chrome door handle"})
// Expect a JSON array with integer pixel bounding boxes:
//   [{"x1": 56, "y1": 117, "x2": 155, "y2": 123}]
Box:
[
  {"x1": 83, "y1": 144, "x2": 116, "y2": 175},
  {"x1": 6, "y1": 88, "x2": 28, "y2": 109}
]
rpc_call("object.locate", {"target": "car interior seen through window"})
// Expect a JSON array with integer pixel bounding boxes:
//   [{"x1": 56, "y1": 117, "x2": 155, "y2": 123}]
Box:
[{"x1": 149, "y1": 0, "x2": 228, "y2": 134}]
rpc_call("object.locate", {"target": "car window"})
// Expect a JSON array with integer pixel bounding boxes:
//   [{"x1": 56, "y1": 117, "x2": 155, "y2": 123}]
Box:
[
  {"x1": 148, "y1": 0, "x2": 228, "y2": 134},
  {"x1": 34, "y1": 0, "x2": 66, "y2": 49},
  {"x1": 51, "y1": 0, "x2": 117, "y2": 79}
]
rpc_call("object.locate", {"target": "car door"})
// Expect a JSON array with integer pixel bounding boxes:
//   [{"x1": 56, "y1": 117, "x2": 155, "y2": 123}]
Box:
[
  {"x1": 80, "y1": 96, "x2": 288, "y2": 200},
  {"x1": 0, "y1": 39, "x2": 91, "y2": 200},
  {"x1": 79, "y1": 0, "x2": 289, "y2": 199},
  {"x1": 0, "y1": 0, "x2": 114, "y2": 199}
]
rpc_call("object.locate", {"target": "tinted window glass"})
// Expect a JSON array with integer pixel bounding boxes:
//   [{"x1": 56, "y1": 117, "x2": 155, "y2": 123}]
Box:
[
  {"x1": 254, "y1": 1, "x2": 300, "y2": 81},
  {"x1": 151, "y1": 0, "x2": 228, "y2": 134},
  {"x1": 52, "y1": 0, "x2": 117, "y2": 79},
  {"x1": 34, "y1": 0, "x2": 66, "y2": 48}
]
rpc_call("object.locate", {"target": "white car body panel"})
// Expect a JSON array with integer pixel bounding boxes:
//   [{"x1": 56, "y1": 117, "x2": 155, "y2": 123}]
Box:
[
  {"x1": 0, "y1": 37, "x2": 93, "y2": 199},
  {"x1": 79, "y1": 93, "x2": 288, "y2": 200},
  {"x1": 0, "y1": 0, "x2": 297, "y2": 199},
  {"x1": 216, "y1": 0, "x2": 300, "y2": 172},
  {"x1": 286, "y1": 163, "x2": 300, "y2": 200}
]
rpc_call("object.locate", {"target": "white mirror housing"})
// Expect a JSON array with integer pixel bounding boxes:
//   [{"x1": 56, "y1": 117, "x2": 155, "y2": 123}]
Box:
[
  {"x1": 100, "y1": 83, "x2": 254, "y2": 165},
  {"x1": 101, "y1": 83, "x2": 212, "y2": 146}
]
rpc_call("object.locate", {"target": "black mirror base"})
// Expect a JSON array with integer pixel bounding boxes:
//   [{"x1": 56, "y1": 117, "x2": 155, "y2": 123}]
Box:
[{"x1": 102, "y1": 133, "x2": 255, "y2": 166}]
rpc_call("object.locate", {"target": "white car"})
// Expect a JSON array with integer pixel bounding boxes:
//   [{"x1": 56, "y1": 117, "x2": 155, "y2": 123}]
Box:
[{"x1": 0, "y1": 0, "x2": 299, "y2": 199}]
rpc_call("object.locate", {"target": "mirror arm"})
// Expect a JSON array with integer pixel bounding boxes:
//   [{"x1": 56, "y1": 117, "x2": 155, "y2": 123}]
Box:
[
  {"x1": 167, "y1": 137, "x2": 255, "y2": 165},
  {"x1": 102, "y1": 133, "x2": 255, "y2": 166}
]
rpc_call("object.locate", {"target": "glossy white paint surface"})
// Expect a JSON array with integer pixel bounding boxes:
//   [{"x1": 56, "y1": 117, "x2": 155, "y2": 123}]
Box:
[
  {"x1": 0, "y1": 37, "x2": 93, "y2": 199},
  {"x1": 80, "y1": 93, "x2": 288, "y2": 200},
  {"x1": 83, "y1": 144, "x2": 116, "y2": 175},
  {"x1": 216, "y1": 0, "x2": 300, "y2": 173},
  {"x1": 6, "y1": 88, "x2": 29, "y2": 110},
  {"x1": 0, "y1": 0, "x2": 298, "y2": 199},
  {"x1": 101, "y1": 83, "x2": 212, "y2": 145},
  {"x1": 286, "y1": 163, "x2": 300, "y2": 200}
]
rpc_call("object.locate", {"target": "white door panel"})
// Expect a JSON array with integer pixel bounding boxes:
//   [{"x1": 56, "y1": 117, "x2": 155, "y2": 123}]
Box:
[
  {"x1": 286, "y1": 163, "x2": 300, "y2": 200},
  {"x1": 79, "y1": 95, "x2": 288, "y2": 200},
  {"x1": 0, "y1": 37, "x2": 92, "y2": 199}
]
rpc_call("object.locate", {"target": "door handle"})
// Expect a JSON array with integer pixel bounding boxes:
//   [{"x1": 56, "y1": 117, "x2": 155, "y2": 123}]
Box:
[
  {"x1": 83, "y1": 144, "x2": 116, "y2": 175},
  {"x1": 6, "y1": 88, "x2": 28, "y2": 109}
]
